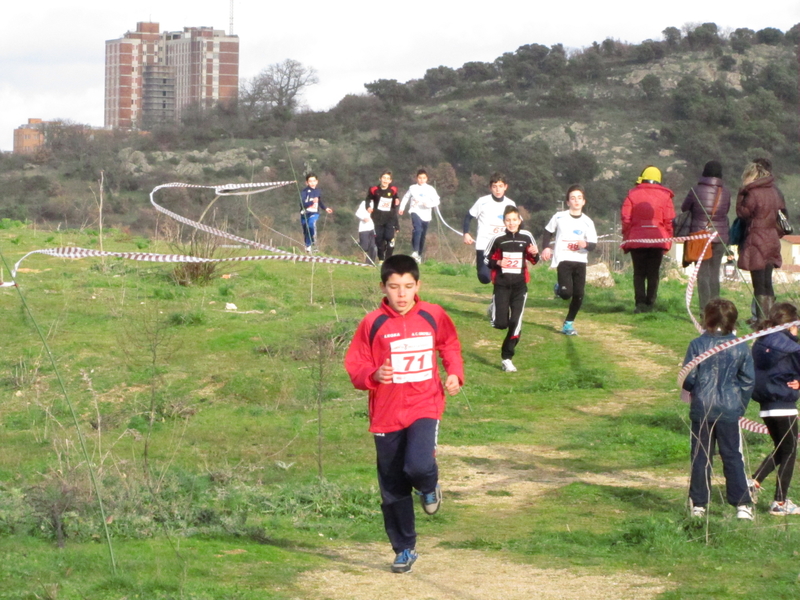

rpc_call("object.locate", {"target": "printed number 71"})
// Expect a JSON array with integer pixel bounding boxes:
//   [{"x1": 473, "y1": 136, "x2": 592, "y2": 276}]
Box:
[{"x1": 404, "y1": 355, "x2": 425, "y2": 371}]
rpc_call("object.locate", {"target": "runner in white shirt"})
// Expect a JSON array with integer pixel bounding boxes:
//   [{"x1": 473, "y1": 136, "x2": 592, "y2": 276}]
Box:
[
  {"x1": 355, "y1": 201, "x2": 377, "y2": 263},
  {"x1": 540, "y1": 185, "x2": 598, "y2": 335},
  {"x1": 399, "y1": 169, "x2": 441, "y2": 264},
  {"x1": 462, "y1": 173, "x2": 516, "y2": 284}
]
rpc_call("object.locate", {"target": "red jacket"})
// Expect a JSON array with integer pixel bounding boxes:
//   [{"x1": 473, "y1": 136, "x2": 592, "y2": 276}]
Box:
[
  {"x1": 344, "y1": 296, "x2": 464, "y2": 433},
  {"x1": 621, "y1": 182, "x2": 675, "y2": 252}
]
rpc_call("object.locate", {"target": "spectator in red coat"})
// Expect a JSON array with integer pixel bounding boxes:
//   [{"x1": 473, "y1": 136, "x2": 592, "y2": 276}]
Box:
[{"x1": 621, "y1": 165, "x2": 675, "y2": 313}]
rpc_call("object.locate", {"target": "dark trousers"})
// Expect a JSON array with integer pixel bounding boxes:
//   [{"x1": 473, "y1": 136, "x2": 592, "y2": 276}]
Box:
[
  {"x1": 689, "y1": 419, "x2": 751, "y2": 507},
  {"x1": 475, "y1": 251, "x2": 492, "y2": 284},
  {"x1": 557, "y1": 261, "x2": 586, "y2": 322},
  {"x1": 751, "y1": 265, "x2": 775, "y2": 297},
  {"x1": 410, "y1": 214, "x2": 429, "y2": 255},
  {"x1": 301, "y1": 213, "x2": 319, "y2": 247},
  {"x1": 696, "y1": 242, "x2": 725, "y2": 311},
  {"x1": 492, "y1": 281, "x2": 527, "y2": 360},
  {"x1": 374, "y1": 418, "x2": 439, "y2": 553},
  {"x1": 359, "y1": 230, "x2": 377, "y2": 263},
  {"x1": 374, "y1": 221, "x2": 396, "y2": 261},
  {"x1": 630, "y1": 248, "x2": 664, "y2": 308},
  {"x1": 753, "y1": 415, "x2": 798, "y2": 503}
]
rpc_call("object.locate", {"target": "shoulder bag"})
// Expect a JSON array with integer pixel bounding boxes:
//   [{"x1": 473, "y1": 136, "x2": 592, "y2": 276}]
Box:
[{"x1": 684, "y1": 187, "x2": 721, "y2": 263}]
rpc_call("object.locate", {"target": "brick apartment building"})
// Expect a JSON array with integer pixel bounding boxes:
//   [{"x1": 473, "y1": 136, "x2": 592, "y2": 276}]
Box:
[
  {"x1": 104, "y1": 22, "x2": 239, "y2": 130},
  {"x1": 13, "y1": 118, "x2": 49, "y2": 155}
]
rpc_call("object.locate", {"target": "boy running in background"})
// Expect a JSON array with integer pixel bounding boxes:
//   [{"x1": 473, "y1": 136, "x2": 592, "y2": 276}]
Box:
[
  {"x1": 366, "y1": 171, "x2": 400, "y2": 263},
  {"x1": 345, "y1": 255, "x2": 464, "y2": 573},
  {"x1": 484, "y1": 206, "x2": 539, "y2": 372},
  {"x1": 540, "y1": 185, "x2": 597, "y2": 335},
  {"x1": 299, "y1": 173, "x2": 333, "y2": 253},
  {"x1": 463, "y1": 173, "x2": 516, "y2": 284},
  {"x1": 355, "y1": 200, "x2": 377, "y2": 264},
  {"x1": 399, "y1": 168, "x2": 441, "y2": 264}
]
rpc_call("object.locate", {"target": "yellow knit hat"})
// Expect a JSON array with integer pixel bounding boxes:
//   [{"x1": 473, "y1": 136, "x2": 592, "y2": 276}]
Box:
[{"x1": 637, "y1": 166, "x2": 662, "y2": 184}]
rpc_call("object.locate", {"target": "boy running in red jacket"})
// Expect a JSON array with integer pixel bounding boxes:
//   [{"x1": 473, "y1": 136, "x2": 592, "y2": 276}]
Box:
[{"x1": 344, "y1": 254, "x2": 464, "y2": 573}]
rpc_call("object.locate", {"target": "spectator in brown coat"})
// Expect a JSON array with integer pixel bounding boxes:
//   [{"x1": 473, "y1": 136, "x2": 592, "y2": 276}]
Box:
[{"x1": 736, "y1": 158, "x2": 786, "y2": 326}]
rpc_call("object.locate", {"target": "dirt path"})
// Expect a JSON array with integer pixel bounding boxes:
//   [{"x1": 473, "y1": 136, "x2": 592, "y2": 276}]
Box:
[
  {"x1": 297, "y1": 303, "x2": 683, "y2": 599},
  {"x1": 296, "y1": 543, "x2": 670, "y2": 600}
]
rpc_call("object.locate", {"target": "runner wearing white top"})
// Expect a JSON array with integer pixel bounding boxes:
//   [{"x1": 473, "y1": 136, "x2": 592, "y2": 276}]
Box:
[
  {"x1": 355, "y1": 201, "x2": 377, "y2": 263},
  {"x1": 399, "y1": 169, "x2": 441, "y2": 263},
  {"x1": 463, "y1": 173, "x2": 516, "y2": 284},
  {"x1": 540, "y1": 185, "x2": 598, "y2": 335}
]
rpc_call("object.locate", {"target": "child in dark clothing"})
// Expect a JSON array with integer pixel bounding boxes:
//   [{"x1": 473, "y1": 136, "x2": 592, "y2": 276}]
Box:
[
  {"x1": 682, "y1": 298, "x2": 755, "y2": 519},
  {"x1": 484, "y1": 206, "x2": 539, "y2": 373},
  {"x1": 366, "y1": 171, "x2": 400, "y2": 263},
  {"x1": 299, "y1": 173, "x2": 333, "y2": 253},
  {"x1": 750, "y1": 302, "x2": 800, "y2": 515}
]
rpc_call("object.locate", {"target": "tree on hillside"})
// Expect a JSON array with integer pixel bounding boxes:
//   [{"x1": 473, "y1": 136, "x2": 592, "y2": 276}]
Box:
[
  {"x1": 730, "y1": 28, "x2": 755, "y2": 53},
  {"x1": 756, "y1": 27, "x2": 784, "y2": 46},
  {"x1": 640, "y1": 74, "x2": 662, "y2": 101},
  {"x1": 364, "y1": 79, "x2": 411, "y2": 111},
  {"x1": 662, "y1": 27, "x2": 681, "y2": 50},
  {"x1": 685, "y1": 23, "x2": 721, "y2": 50},
  {"x1": 239, "y1": 59, "x2": 318, "y2": 121}
]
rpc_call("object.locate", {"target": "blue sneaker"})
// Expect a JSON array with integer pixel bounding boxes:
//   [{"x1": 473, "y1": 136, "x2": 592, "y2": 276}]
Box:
[
  {"x1": 391, "y1": 548, "x2": 418, "y2": 573},
  {"x1": 553, "y1": 282, "x2": 560, "y2": 298},
  {"x1": 419, "y1": 484, "x2": 442, "y2": 515},
  {"x1": 561, "y1": 321, "x2": 577, "y2": 335}
]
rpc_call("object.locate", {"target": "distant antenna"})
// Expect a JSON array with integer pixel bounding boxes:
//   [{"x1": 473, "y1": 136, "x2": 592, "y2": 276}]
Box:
[{"x1": 229, "y1": 0, "x2": 234, "y2": 35}]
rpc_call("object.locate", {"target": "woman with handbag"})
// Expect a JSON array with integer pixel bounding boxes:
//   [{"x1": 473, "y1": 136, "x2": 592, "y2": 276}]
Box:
[
  {"x1": 621, "y1": 165, "x2": 675, "y2": 313},
  {"x1": 681, "y1": 160, "x2": 731, "y2": 311},
  {"x1": 737, "y1": 158, "x2": 787, "y2": 327}
]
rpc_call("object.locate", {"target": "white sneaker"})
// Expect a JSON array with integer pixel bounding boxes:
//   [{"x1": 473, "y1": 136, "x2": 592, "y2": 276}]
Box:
[
  {"x1": 690, "y1": 504, "x2": 706, "y2": 518},
  {"x1": 411, "y1": 251, "x2": 422, "y2": 264},
  {"x1": 769, "y1": 499, "x2": 800, "y2": 515},
  {"x1": 736, "y1": 505, "x2": 753, "y2": 520},
  {"x1": 501, "y1": 359, "x2": 517, "y2": 372}
]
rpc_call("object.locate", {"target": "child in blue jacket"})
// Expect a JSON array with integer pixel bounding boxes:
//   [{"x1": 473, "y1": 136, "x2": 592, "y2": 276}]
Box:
[
  {"x1": 750, "y1": 302, "x2": 800, "y2": 516},
  {"x1": 682, "y1": 298, "x2": 755, "y2": 519}
]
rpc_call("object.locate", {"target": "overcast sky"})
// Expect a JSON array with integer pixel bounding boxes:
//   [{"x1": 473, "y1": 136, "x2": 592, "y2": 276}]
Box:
[{"x1": 2, "y1": 1, "x2": 799, "y2": 151}]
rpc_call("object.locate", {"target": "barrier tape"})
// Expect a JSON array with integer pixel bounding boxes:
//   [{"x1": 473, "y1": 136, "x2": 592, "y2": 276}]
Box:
[
  {"x1": 434, "y1": 206, "x2": 463, "y2": 236},
  {"x1": 1, "y1": 181, "x2": 372, "y2": 287}
]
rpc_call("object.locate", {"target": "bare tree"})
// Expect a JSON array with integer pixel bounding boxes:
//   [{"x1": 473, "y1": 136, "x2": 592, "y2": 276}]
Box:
[{"x1": 239, "y1": 59, "x2": 319, "y2": 120}]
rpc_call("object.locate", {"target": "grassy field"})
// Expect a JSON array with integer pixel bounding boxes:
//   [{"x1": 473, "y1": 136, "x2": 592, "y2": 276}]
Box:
[{"x1": 2, "y1": 220, "x2": 800, "y2": 599}]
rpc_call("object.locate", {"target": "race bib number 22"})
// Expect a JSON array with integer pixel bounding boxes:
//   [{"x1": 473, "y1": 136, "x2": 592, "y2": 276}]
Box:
[{"x1": 390, "y1": 335, "x2": 434, "y2": 383}]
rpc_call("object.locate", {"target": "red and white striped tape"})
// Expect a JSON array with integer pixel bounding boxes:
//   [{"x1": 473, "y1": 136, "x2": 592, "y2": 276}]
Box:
[{"x1": 1, "y1": 181, "x2": 371, "y2": 286}]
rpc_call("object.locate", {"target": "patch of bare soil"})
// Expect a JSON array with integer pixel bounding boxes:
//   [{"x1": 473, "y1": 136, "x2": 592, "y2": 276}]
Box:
[
  {"x1": 296, "y1": 542, "x2": 671, "y2": 600},
  {"x1": 439, "y1": 444, "x2": 685, "y2": 510}
]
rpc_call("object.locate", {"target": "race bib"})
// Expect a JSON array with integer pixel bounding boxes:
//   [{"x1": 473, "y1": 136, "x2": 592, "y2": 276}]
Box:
[
  {"x1": 390, "y1": 335, "x2": 434, "y2": 383},
  {"x1": 378, "y1": 197, "x2": 392, "y2": 211},
  {"x1": 491, "y1": 225, "x2": 505, "y2": 234},
  {"x1": 559, "y1": 239, "x2": 581, "y2": 252},
  {"x1": 501, "y1": 251, "x2": 523, "y2": 274}
]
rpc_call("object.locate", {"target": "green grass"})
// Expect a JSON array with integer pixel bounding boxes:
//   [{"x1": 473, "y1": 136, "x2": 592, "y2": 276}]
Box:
[{"x1": 1, "y1": 224, "x2": 800, "y2": 598}]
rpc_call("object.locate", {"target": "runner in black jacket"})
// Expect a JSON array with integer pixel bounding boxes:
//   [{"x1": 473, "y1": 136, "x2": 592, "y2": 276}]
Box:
[
  {"x1": 366, "y1": 170, "x2": 400, "y2": 262},
  {"x1": 484, "y1": 205, "x2": 539, "y2": 372}
]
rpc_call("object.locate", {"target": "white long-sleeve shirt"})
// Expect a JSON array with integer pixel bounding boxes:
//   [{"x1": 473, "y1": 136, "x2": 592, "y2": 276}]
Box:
[
  {"x1": 355, "y1": 201, "x2": 375, "y2": 233},
  {"x1": 399, "y1": 183, "x2": 441, "y2": 222}
]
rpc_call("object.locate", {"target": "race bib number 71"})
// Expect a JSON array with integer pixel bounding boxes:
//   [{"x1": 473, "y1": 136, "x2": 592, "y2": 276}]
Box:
[{"x1": 390, "y1": 335, "x2": 434, "y2": 383}]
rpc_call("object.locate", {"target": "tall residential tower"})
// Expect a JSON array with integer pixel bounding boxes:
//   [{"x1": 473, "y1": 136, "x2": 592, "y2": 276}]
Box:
[{"x1": 104, "y1": 22, "x2": 239, "y2": 130}]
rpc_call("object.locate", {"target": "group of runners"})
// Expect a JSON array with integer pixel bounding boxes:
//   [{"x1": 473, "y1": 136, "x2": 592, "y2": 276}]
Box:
[{"x1": 338, "y1": 163, "x2": 800, "y2": 574}]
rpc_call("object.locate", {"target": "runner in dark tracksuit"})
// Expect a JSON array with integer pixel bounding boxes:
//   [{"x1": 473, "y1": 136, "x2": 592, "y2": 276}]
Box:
[
  {"x1": 484, "y1": 206, "x2": 539, "y2": 372},
  {"x1": 366, "y1": 171, "x2": 400, "y2": 262}
]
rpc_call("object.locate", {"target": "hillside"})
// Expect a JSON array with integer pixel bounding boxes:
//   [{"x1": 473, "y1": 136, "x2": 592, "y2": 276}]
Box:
[{"x1": 0, "y1": 23, "x2": 798, "y2": 257}]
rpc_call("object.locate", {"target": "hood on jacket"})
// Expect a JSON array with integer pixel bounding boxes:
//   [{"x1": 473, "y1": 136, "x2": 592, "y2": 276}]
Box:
[{"x1": 753, "y1": 330, "x2": 800, "y2": 371}]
